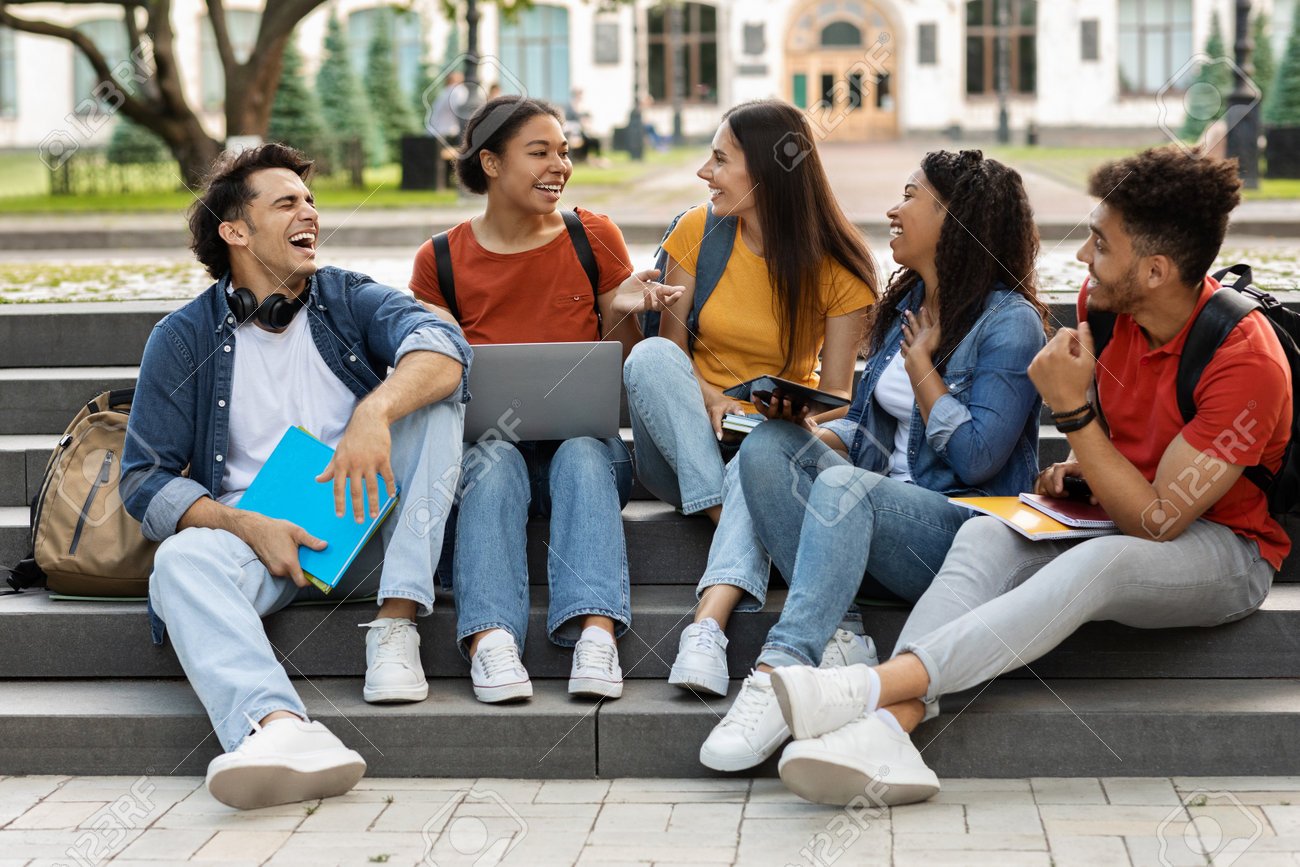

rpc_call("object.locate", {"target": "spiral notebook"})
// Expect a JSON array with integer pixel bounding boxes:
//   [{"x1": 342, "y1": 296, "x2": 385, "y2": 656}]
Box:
[
  {"x1": 237, "y1": 426, "x2": 399, "y2": 593},
  {"x1": 949, "y1": 496, "x2": 1116, "y2": 541}
]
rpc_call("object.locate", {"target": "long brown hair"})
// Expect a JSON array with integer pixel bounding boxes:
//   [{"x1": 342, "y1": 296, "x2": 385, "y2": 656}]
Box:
[
  {"x1": 722, "y1": 100, "x2": 878, "y2": 373},
  {"x1": 866, "y1": 149, "x2": 1049, "y2": 368}
]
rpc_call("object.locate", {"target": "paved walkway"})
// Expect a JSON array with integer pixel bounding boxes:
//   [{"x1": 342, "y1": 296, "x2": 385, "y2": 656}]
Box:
[{"x1": 4, "y1": 774, "x2": 1300, "y2": 865}]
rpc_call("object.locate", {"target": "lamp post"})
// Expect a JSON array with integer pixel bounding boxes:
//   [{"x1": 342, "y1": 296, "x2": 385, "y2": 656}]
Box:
[
  {"x1": 627, "y1": 1, "x2": 646, "y2": 160},
  {"x1": 670, "y1": 1, "x2": 685, "y2": 145},
  {"x1": 1227, "y1": 0, "x2": 1260, "y2": 188},
  {"x1": 996, "y1": 0, "x2": 1011, "y2": 144},
  {"x1": 461, "y1": 0, "x2": 482, "y2": 122}
]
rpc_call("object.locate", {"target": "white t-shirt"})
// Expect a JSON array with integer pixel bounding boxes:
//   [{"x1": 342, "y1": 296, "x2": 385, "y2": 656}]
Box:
[
  {"x1": 872, "y1": 352, "x2": 915, "y2": 482},
  {"x1": 218, "y1": 309, "x2": 359, "y2": 506}
]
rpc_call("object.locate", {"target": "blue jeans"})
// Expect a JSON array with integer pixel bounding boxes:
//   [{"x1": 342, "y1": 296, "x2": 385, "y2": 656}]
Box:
[
  {"x1": 623, "y1": 337, "x2": 770, "y2": 607},
  {"x1": 451, "y1": 437, "x2": 633, "y2": 655},
  {"x1": 148, "y1": 400, "x2": 465, "y2": 752},
  {"x1": 740, "y1": 421, "x2": 971, "y2": 668}
]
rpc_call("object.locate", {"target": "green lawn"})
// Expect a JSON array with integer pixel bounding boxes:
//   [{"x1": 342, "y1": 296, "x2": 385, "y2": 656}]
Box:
[{"x1": 0, "y1": 146, "x2": 700, "y2": 213}]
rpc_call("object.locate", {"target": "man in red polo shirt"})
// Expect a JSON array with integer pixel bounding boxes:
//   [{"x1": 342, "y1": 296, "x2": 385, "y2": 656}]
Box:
[{"x1": 755, "y1": 146, "x2": 1291, "y2": 807}]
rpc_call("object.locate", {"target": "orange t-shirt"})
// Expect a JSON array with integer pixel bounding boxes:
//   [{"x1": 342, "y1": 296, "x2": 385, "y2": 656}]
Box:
[
  {"x1": 409, "y1": 208, "x2": 633, "y2": 344},
  {"x1": 1080, "y1": 277, "x2": 1292, "y2": 568}
]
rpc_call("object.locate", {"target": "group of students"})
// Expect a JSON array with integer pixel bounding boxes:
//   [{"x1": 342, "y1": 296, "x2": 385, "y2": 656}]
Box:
[{"x1": 122, "y1": 94, "x2": 1292, "y2": 813}]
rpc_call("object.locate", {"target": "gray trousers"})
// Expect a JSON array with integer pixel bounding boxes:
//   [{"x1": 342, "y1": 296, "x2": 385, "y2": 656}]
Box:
[{"x1": 896, "y1": 516, "x2": 1275, "y2": 718}]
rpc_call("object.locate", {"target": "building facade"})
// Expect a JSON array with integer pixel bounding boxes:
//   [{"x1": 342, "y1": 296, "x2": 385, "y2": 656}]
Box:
[{"x1": 0, "y1": 0, "x2": 1292, "y2": 150}]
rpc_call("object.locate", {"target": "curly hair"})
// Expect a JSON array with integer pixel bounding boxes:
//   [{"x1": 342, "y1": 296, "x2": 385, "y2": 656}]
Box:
[
  {"x1": 188, "y1": 143, "x2": 314, "y2": 279},
  {"x1": 866, "y1": 149, "x2": 1049, "y2": 368},
  {"x1": 721, "y1": 100, "x2": 879, "y2": 373},
  {"x1": 456, "y1": 95, "x2": 565, "y2": 195},
  {"x1": 1088, "y1": 146, "x2": 1241, "y2": 286}
]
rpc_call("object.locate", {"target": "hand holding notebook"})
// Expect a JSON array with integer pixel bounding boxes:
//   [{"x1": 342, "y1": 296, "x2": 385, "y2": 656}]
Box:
[{"x1": 723, "y1": 375, "x2": 850, "y2": 417}]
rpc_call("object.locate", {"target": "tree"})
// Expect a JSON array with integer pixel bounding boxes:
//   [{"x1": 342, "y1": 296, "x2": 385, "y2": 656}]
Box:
[
  {"x1": 316, "y1": 11, "x2": 385, "y2": 167},
  {"x1": 0, "y1": 1, "x2": 330, "y2": 184},
  {"x1": 1253, "y1": 11, "x2": 1277, "y2": 111},
  {"x1": 365, "y1": 21, "x2": 419, "y2": 162},
  {"x1": 1265, "y1": 9, "x2": 1300, "y2": 126},
  {"x1": 107, "y1": 118, "x2": 168, "y2": 164},
  {"x1": 1182, "y1": 12, "x2": 1233, "y2": 141},
  {"x1": 267, "y1": 36, "x2": 327, "y2": 161}
]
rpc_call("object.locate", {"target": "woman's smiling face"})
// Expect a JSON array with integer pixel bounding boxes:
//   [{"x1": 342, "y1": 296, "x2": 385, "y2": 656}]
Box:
[{"x1": 697, "y1": 121, "x2": 756, "y2": 220}]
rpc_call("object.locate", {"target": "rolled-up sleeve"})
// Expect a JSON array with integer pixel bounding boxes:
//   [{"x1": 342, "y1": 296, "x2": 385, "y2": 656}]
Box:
[
  {"x1": 820, "y1": 417, "x2": 857, "y2": 452},
  {"x1": 395, "y1": 325, "x2": 473, "y2": 404}
]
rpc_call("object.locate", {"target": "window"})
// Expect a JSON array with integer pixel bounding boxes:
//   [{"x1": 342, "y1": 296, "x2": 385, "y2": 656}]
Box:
[
  {"x1": 648, "y1": 2, "x2": 718, "y2": 104},
  {"x1": 200, "y1": 10, "x2": 259, "y2": 111},
  {"x1": 918, "y1": 23, "x2": 938, "y2": 65},
  {"x1": 348, "y1": 5, "x2": 423, "y2": 97},
  {"x1": 1081, "y1": 19, "x2": 1099, "y2": 62},
  {"x1": 594, "y1": 20, "x2": 619, "y2": 65},
  {"x1": 1117, "y1": 0, "x2": 1193, "y2": 94},
  {"x1": 498, "y1": 4, "x2": 570, "y2": 104},
  {"x1": 965, "y1": 0, "x2": 1036, "y2": 96},
  {"x1": 0, "y1": 27, "x2": 14, "y2": 117},
  {"x1": 72, "y1": 18, "x2": 131, "y2": 111},
  {"x1": 821, "y1": 21, "x2": 862, "y2": 48}
]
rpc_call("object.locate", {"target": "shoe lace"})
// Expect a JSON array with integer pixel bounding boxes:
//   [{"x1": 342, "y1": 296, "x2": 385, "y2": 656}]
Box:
[
  {"x1": 723, "y1": 674, "x2": 772, "y2": 730},
  {"x1": 689, "y1": 622, "x2": 723, "y2": 654},
  {"x1": 574, "y1": 640, "x2": 618, "y2": 674},
  {"x1": 477, "y1": 642, "x2": 522, "y2": 679},
  {"x1": 365, "y1": 620, "x2": 408, "y2": 665}
]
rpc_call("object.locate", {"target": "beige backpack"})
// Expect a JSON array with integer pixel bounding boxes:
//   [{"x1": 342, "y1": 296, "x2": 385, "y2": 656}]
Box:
[{"x1": 7, "y1": 388, "x2": 157, "y2": 597}]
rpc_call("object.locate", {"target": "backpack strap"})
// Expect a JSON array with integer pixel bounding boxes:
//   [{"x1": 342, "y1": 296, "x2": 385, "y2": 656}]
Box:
[
  {"x1": 430, "y1": 231, "x2": 457, "y2": 321},
  {"x1": 687, "y1": 205, "x2": 739, "y2": 350},
  {"x1": 1087, "y1": 310, "x2": 1116, "y2": 359},
  {"x1": 561, "y1": 209, "x2": 600, "y2": 295}
]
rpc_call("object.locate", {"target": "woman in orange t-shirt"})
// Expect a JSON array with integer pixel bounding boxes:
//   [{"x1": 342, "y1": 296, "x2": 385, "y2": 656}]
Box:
[{"x1": 410, "y1": 96, "x2": 679, "y2": 708}]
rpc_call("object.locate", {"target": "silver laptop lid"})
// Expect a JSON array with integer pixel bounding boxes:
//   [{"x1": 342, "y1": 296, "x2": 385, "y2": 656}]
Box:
[{"x1": 463, "y1": 341, "x2": 622, "y2": 442}]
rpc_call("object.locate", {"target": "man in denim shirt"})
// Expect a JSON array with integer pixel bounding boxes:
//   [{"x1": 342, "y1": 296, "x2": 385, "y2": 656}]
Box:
[{"x1": 121, "y1": 144, "x2": 471, "y2": 810}]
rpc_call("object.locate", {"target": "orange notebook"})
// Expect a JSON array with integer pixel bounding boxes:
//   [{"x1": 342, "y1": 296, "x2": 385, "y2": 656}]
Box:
[{"x1": 949, "y1": 496, "x2": 1117, "y2": 541}]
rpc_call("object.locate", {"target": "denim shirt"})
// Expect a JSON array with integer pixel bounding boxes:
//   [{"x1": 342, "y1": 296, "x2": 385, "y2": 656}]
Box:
[
  {"x1": 121, "y1": 266, "x2": 473, "y2": 542},
  {"x1": 822, "y1": 282, "x2": 1045, "y2": 496}
]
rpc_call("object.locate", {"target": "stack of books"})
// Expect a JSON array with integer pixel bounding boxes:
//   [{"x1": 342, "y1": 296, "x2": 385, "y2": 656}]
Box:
[
  {"x1": 722, "y1": 413, "x2": 763, "y2": 436},
  {"x1": 949, "y1": 492, "x2": 1116, "y2": 541}
]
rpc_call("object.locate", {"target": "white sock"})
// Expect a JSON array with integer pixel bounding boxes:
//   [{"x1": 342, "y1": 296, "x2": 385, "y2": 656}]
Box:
[
  {"x1": 751, "y1": 669, "x2": 772, "y2": 687},
  {"x1": 855, "y1": 664, "x2": 882, "y2": 714},
  {"x1": 698, "y1": 616, "x2": 721, "y2": 631},
  {"x1": 580, "y1": 625, "x2": 616, "y2": 646},
  {"x1": 875, "y1": 708, "x2": 906, "y2": 735}
]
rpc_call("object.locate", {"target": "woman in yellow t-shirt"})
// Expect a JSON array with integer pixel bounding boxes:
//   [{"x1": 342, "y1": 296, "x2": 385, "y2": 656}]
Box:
[{"x1": 621, "y1": 99, "x2": 878, "y2": 696}]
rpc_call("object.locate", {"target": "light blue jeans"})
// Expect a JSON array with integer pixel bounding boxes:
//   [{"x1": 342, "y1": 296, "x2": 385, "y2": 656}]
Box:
[
  {"x1": 148, "y1": 401, "x2": 465, "y2": 752},
  {"x1": 740, "y1": 421, "x2": 971, "y2": 668},
  {"x1": 451, "y1": 437, "x2": 633, "y2": 655},
  {"x1": 622, "y1": 336, "x2": 770, "y2": 608}
]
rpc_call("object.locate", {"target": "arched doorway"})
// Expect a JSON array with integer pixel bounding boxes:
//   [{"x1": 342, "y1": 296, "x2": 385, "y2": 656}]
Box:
[{"x1": 785, "y1": 0, "x2": 899, "y2": 141}]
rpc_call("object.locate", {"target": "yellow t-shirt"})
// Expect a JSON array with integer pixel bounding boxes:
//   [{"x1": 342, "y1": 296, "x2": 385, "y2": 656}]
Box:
[{"x1": 661, "y1": 204, "x2": 875, "y2": 407}]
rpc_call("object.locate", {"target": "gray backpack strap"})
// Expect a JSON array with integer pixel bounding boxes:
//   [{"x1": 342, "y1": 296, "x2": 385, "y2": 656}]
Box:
[{"x1": 642, "y1": 205, "x2": 737, "y2": 347}]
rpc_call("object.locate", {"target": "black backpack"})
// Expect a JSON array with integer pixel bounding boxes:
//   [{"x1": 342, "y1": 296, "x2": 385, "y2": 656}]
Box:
[
  {"x1": 1089, "y1": 264, "x2": 1300, "y2": 514},
  {"x1": 430, "y1": 209, "x2": 600, "y2": 324}
]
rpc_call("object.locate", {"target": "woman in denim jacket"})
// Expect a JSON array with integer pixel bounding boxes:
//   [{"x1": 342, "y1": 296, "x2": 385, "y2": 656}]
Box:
[{"x1": 696, "y1": 149, "x2": 1051, "y2": 772}]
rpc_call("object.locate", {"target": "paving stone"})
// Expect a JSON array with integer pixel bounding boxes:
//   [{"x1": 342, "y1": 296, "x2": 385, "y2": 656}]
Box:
[
  {"x1": 736, "y1": 832, "x2": 892, "y2": 866},
  {"x1": 532, "y1": 779, "x2": 611, "y2": 804},
  {"x1": 577, "y1": 843, "x2": 736, "y2": 863},
  {"x1": 890, "y1": 802, "x2": 966, "y2": 834},
  {"x1": 1102, "y1": 777, "x2": 1182, "y2": 806},
  {"x1": 115, "y1": 828, "x2": 215, "y2": 860},
  {"x1": 296, "y1": 800, "x2": 386, "y2": 832},
  {"x1": 893, "y1": 852, "x2": 1052, "y2": 867},
  {"x1": 0, "y1": 827, "x2": 142, "y2": 860},
  {"x1": 0, "y1": 777, "x2": 67, "y2": 801},
  {"x1": 1124, "y1": 831, "x2": 1213, "y2": 866},
  {"x1": 369, "y1": 800, "x2": 458, "y2": 834},
  {"x1": 892, "y1": 832, "x2": 1050, "y2": 851},
  {"x1": 941, "y1": 778, "x2": 1034, "y2": 793},
  {"x1": 964, "y1": 803, "x2": 1043, "y2": 835},
  {"x1": 1175, "y1": 777, "x2": 1300, "y2": 792},
  {"x1": 1030, "y1": 777, "x2": 1108, "y2": 805},
  {"x1": 265, "y1": 830, "x2": 430, "y2": 865},
  {"x1": 191, "y1": 830, "x2": 290, "y2": 861},
  {"x1": 1267, "y1": 806, "x2": 1300, "y2": 836},
  {"x1": 1039, "y1": 804, "x2": 1190, "y2": 837},
  {"x1": 592, "y1": 802, "x2": 672, "y2": 834},
  {"x1": 743, "y1": 799, "x2": 846, "y2": 819},
  {"x1": 352, "y1": 776, "x2": 478, "y2": 791},
  {"x1": 1188, "y1": 803, "x2": 1272, "y2": 840},
  {"x1": 667, "y1": 802, "x2": 744, "y2": 834},
  {"x1": 454, "y1": 800, "x2": 599, "y2": 823},
  {"x1": 8, "y1": 800, "x2": 105, "y2": 829},
  {"x1": 1047, "y1": 835, "x2": 1133, "y2": 867},
  {"x1": 495, "y1": 830, "x2": 591, "y2": 866},
  {"x1": 423, "y1": 824, "x2": 529, "y2": 866}
]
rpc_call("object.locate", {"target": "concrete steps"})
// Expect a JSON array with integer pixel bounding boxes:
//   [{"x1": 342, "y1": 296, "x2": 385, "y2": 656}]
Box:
[
  {"x1": 5, "y1": 584, "x2": 1300, "y2": 681},
  {"x1": 1, "y1": 676, "x2": 1295, "y2": 778}
]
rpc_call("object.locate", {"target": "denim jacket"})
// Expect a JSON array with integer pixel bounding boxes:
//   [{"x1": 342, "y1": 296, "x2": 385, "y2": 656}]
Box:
[
  {"x1": 121, "y1": 266, "x2": 473, "y2": 541},
  {"x1": 822, "y1": 282, "x2": 1045, "y2": 496}
]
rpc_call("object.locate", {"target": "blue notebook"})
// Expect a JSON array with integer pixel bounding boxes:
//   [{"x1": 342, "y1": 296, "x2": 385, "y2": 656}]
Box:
[{"x1": 238, "y1": 426, "x2": 399, "y2": 594}]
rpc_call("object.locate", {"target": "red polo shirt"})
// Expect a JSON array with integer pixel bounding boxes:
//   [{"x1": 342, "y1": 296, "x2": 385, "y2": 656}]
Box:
[{"x1": 1079, "y1": 277, "x2": 1292, "y2": 568}]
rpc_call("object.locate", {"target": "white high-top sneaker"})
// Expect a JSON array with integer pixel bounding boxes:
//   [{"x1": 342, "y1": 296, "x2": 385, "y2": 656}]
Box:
[
  {"x1": 470, "y1": 629, "x2": 533, "y2": 703},
  {"x1": 206, "y1": 717, "x2": 366, "y2": 810},
  {"x1": 699, "y1": 670, "x2": 789, "y2": 772},
  {"x1": 779, "y1": 713, "x2": 940, "y2": 807},
  {"x1": 770, "y1": 664, "x2": 882, "y2": 740},
  {"x1": 360, "y1": 618, "x2": 428, "y2": 703},
  {"x1": 668, "y1": 618, "x2": 729, "y2": 696}
]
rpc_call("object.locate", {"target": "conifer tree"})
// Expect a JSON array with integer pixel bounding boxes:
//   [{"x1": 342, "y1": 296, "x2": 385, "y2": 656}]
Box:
[
  {"x1": 267, "y1": 37, "x2": 329, "y2": 163},
  {"x1": 317, "y1": 12, "x2": 387, "y2": 167},
  {"x1": 1265, "y1": 9, "x2": 1300, "y2": 126},
  {"x1": 1182, "y1": 12, "x2": 1234, "y2": 141},
  {"x1": 365, "y1": 21, "x2": 420, "y2": 161},
  {"x1": 107, "y1": 118, "x2": 168, "y2": 164},
  {"x1": 1253, "y1": 11, "x2": 1277, "y2": 111}
]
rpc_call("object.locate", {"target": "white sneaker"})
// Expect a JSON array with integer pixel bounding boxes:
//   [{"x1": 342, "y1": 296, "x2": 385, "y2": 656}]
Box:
[
  {"x1": 820, "y1": 630, "x2": 879, "y2": 669},
  {"x1": 699, "y1": 671, "x2": 789, "y2": 772},
  {"x1": 206, "y1": 717, "x2": 366, "y2": 810},
  {"x1": 470, "y1": 629, "x2": 533, "y2": 703},
  {"x1": 778, "y1": 713, "x2": 940, "y2": 807},
  {"x1": 770, "y1": 664, "x2": 881, "y2": 740},
  {"x1": 569, "y1": 636, "x2": 624, "y2": 699},
  {"x1": 668, "y1": 618, "x2": 729, "y2": 696},
  {"x1": 360, "y1": 618, "x2": 428, "y2": 703}
]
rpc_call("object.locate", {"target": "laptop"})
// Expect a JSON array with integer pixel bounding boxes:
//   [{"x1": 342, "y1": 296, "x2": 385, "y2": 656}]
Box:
[{"x1": 463, "y1": 342, "x2": 623, "y2": 442}]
